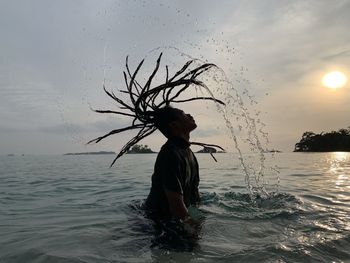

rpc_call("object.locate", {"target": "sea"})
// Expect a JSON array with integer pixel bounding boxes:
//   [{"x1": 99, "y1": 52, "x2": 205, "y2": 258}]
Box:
[{"x1": 1, "y1": 152, "x2": 349, "y2": 263}]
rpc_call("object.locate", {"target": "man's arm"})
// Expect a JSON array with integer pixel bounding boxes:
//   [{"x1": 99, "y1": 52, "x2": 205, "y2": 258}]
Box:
[
  {"x1": 165, "y1": 190, "x2": 201, "y2": 238},
  {"x1": 164, "y1": 190, "x2": 188, "y2": 220}
]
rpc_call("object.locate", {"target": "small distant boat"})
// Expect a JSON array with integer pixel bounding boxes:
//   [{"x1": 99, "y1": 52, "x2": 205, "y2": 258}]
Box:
[{"x1": 7, "y1": 154, "x2": 15, "y2": 156}]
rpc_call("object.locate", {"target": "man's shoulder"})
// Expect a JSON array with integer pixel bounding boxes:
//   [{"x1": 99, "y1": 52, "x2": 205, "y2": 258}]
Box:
[
  {"x1": 158, "y1": 142, "x2": 179, "y2": 158},
  {"x1": 160, "y1": 139, "x2": 181, "y2": 152},
  {"x1": 156, "y1": 142, "x2": 188, "y2": 166}
]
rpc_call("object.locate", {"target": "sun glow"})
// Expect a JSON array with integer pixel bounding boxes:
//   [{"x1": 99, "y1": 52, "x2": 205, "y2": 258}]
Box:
[{"x1": 322, "y1": 71, "x2": 347, "y2": 89}]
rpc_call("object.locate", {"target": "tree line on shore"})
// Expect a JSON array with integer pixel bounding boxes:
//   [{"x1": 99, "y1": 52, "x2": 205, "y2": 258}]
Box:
[
  {"x1": 294, "y1": 127, "x2": 350, "y2": 152},
  {"x1": 127, "y1": 144, "x2": 155, "y2": 153}
]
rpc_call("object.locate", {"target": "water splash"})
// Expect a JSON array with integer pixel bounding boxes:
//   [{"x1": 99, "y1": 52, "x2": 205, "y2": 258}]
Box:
[
  {"x1": 102, "y1": 43, "x2": 108, "y2": 87},
  {"x1": 200, "y1": 191, "x2": 302, "y2": 220},
  {"x1": 145, "y1": 47, "x2": 280, "y2": 197}
]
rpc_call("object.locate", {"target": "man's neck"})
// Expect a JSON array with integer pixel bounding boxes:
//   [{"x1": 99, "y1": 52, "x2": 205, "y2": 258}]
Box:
[{"x1": 172, "y1": 132, "x2": 190, "y2": 142}]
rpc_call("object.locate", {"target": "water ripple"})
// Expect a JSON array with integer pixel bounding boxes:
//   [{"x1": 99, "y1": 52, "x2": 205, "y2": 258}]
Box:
[{"x1": 1, "y1": 154, "x2": 350, "y2": 262}]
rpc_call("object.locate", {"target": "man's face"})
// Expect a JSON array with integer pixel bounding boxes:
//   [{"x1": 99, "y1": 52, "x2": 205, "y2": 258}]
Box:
[{"x1": 171, "y1": 109, "x2": 197, "y2": 133}]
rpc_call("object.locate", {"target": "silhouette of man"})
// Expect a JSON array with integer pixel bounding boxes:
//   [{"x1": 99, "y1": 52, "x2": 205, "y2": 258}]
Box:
[{"x1": 144, "y1": 106, "x2": 200, "y2": 222}]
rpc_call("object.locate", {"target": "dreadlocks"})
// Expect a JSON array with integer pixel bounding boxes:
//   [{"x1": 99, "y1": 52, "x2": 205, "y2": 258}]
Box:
[{"x1": 88, "y1": 53, "x2": 225, "y2": 166}]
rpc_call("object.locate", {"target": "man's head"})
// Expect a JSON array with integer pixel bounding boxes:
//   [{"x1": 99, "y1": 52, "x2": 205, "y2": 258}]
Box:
[{"x1": 152, "y1": 106, "x2": 197, "y2": 138}]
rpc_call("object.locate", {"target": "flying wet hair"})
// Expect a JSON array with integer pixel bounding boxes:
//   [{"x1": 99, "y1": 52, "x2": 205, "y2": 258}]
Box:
[{"x1": 88, "y1": 53, "x2": 225, "y2": 166}]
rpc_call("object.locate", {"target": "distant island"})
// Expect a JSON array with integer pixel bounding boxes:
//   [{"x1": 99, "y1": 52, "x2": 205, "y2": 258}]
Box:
[
  {"x1": 196, "y1": 146, "x2": 226, "y2": 153},
  {"x1": 64, "y1": 151, "x2": 116, "y2": 155},
  {"x1": 197, "y1": 146, "x2": 216, "y2": 153},
  {"x1": 64, "y1": 145, "x2": 156, "y2": 156},
  {"x1": 294, "y1": 128, "x2": 350, "y2": 152},
  {"x1": 127, "y1": 144, "x2": 155, "y2": 154}
]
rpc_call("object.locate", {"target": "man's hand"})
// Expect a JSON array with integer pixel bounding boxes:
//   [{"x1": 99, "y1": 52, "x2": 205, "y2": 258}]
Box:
[
  {"x1": 164, "y1": 190, "x2": 188, "y2": 220},
  {"x1": 165, "y1": 191, "x2": 202, "y2": 238}
]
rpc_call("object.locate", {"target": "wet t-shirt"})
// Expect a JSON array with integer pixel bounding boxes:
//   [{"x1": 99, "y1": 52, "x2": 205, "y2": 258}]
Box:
[{"x1": 144, "y1": 137, "x2": 200, "y2": 219}]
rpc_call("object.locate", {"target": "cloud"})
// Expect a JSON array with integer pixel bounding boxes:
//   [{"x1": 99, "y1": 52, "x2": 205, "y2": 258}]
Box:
[
  {"x1": 321, "y1": 49, "x2": 350, "y2": 60},
  {"x1": 37, "y1": 115, "x2": 130, "y2": 134},
  {"x1": 193, "y1": 126, "x2": 222, "y2": 137},
  {"x1": 1, "y1": 0, "x2": 350, "y2": 153}
]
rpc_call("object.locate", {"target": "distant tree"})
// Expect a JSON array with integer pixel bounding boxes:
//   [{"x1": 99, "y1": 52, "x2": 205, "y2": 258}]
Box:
[
  {"x1": 127, "y1": 144, "x2": 154, "y2": 153},
  {"x1": 339, "y1": 128, "x2": 350, "y2": 136}
]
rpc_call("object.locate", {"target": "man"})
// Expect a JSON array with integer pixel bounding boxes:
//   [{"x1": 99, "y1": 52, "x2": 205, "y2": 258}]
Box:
[
  {"x1": 88, "y1": 54, "x2": 223, "y2": 222},
  {"x1": 144, "y1": 106, "x2": 200, "y2": 222}
]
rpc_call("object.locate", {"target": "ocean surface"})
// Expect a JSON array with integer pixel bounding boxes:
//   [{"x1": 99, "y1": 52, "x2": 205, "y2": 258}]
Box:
[{"x1": 0, "y1": 152, "x2": 349, "y2": 263}]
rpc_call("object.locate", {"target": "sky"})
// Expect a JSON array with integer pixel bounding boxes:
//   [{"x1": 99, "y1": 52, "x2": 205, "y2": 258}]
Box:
[{"x1": 0, "y1": 0, "x2": 349, "y2": 155}]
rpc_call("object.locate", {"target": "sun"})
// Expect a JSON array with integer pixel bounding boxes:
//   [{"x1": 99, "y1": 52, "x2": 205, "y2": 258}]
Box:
[{"x1": 322, "y1": 71, "x2": 347, "y2": 89}]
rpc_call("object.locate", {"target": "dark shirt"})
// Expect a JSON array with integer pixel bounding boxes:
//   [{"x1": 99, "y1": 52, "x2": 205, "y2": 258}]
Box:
[{"x1": 144, "y1": 137, "x2": 200, "y2": 219}]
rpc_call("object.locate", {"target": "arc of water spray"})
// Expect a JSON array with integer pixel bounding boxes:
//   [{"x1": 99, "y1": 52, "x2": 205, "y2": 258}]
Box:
[{"x1": 146, "y1": 46, "x2": 278, "y2": 197}]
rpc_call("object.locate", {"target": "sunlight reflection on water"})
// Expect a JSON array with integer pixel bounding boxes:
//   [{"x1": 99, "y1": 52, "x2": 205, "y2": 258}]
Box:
[
  {"x1": 327, "y1": 152, "x2": 350, "y2": 192},
  {"x1": 328, "y1": 152, "x2": 349, "y2": 171}
]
